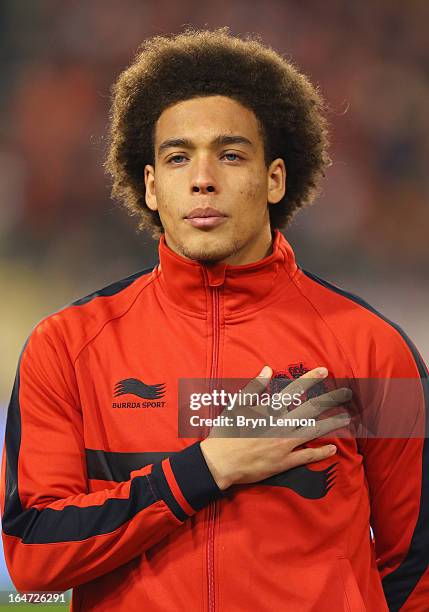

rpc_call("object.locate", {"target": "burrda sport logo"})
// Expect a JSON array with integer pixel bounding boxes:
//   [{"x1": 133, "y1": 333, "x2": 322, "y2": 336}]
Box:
[{"x1": 112, "y1": 378, "x2": 166, "y2": 408}]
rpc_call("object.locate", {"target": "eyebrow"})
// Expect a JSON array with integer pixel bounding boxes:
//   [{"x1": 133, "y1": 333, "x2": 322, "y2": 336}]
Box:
[{"x1": 158, "y1": 134, "x2": 254, "y2": 154}]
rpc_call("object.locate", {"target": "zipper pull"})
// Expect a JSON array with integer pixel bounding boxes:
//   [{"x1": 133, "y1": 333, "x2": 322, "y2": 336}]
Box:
[{"x1": 204, "y1": 264, "x2": 227, "y2": 287}]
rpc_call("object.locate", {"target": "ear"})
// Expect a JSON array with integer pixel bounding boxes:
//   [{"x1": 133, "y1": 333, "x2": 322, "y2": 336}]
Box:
[
  {"x1": 267, "y1": 158, "x2": 286, "y2": 205},
  {"x1": 144, "y1": 164, "x2": 158, "y2": 211}
]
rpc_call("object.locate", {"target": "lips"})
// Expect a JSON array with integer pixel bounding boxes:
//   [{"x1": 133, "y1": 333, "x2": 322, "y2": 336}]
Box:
[
  {"x1": 184, "y1": 207, "x2": 228, "y2": 230},
  {"x1": 185, "y1": 207, "x2": 226, "y2": 219}
]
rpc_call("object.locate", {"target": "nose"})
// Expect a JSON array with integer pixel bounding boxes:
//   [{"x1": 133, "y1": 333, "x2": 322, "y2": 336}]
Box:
[
  {"x1": 192, "y1": 184, "x2": 215, "y2": 194},
  {"x1": 190, "y1": 157, "x2": 217, "y2": 195}
]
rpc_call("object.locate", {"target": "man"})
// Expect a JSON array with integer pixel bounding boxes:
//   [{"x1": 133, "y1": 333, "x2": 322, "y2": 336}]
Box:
[{"x1": 1, "y1": 28, "x2": 428, "y2": 612}]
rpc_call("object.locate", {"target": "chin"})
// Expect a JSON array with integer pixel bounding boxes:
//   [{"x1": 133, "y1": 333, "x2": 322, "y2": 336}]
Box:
[{"x1": 178, "y1": 232, "x2": 241, "y2": 264}]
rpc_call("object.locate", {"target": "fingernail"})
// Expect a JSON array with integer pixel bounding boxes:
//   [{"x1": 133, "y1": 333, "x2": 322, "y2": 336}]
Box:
[
  {"x1": 259, "y1": 366, "x2": 271, "y2": 377},
  {"x1": 328, "y1": 445, "x2": 337, "y2": 454},
  {"x1": 316, "y1": 367, "x2": 328, "y2": 377}
]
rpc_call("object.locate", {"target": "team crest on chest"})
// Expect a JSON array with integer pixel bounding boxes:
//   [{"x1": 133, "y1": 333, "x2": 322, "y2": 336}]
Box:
[{"x1": 271, "y1": 362, "x2": 327, "y2": 398}]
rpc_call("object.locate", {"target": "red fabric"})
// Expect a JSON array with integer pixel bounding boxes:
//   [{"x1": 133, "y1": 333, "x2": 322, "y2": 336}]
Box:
[
  {"x1": 161, "y1": 458, "x2": 195, "y2": 517},
  {"x1": 1, "y1": 230, "x2": 428, "y2": 611}
]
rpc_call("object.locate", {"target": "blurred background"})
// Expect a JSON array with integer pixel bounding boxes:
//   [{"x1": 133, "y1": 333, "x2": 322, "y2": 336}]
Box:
[{"x1": 0, "y1": 0, "x2": 428, "y2": 594}]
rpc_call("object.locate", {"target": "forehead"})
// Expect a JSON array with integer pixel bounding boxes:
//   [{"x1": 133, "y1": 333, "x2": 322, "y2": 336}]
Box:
[{"x1": 154, "y1": 95, "x2": 262, "y2": 144}]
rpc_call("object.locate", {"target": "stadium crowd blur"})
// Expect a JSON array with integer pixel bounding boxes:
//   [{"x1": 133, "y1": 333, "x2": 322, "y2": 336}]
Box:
[{"x1": 1, "y1": 1, "x2": 428, "y2": 398}]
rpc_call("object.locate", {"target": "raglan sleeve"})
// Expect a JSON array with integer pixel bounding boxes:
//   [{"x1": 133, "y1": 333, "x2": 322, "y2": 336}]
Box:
[
  {"x1": 0, "y1": 317, "x2": 221, "y2": 592},
  {"x1": 357, "y1": 325, "x2": 429, "y2": 612}
]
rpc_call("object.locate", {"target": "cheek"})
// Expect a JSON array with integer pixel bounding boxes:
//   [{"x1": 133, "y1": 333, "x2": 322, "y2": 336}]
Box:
[
  {"x1": 153, "y1": 172, "x2": 169, "y2": 198},
  {"x1": 237, "y1": 176, "x2": 267, "y2": 205},
  {"x1": 154, "y1": 175, "x2": 179, "y2": 215}
]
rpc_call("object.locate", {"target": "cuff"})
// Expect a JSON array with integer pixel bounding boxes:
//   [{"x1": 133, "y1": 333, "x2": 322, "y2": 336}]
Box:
[{"x1": 147, "y1": 442, "x2": 222, "y2": 522}]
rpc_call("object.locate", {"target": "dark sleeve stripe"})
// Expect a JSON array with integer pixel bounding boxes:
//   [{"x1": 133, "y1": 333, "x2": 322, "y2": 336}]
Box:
[
  {"x1": 71, "y1": 266, "x2": 156, "y2": 306},
  {"x1": 2, "y1": 344, "x2": 159, "y2": 544},
  {"x1": 4, "y1": 476, "x2": 158, "y2": 544},
  {"x1": 85, "y1": 449, "x2": 174, "y2": 482},
  {"x1": 3, "y1": 342, "x2": 27, "y2": 529},
  {"x1": 303, "y1": 269, "x2": 429, "y2": 610}
]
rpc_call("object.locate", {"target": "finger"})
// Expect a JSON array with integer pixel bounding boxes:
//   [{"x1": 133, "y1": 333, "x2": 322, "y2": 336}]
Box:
[
  {"x1": 258, "y1": 410, "x2": 350, "y2": 440},
  {"x1": 227, "y1": 368, "x2": 340, "y2": 432},
  {"x1": 294, "y1": 412, "x2": 351, "y2": 444},
  {"x1": 282, "y1": 444, "x2": 338, "y2": 470},
  {"x1": 235, "y1": 365, "x2": 327, "y2": 415},
  {"x1": 269, "y1": 367, "x2": 330, "y2": 416},
  {"x1": 238, "y1": 365, "x2": 273, "y2": 406},
  {"x1": 224, "y1": 366, "x2": 273, "y2": 420},
  {"x1": 292, "y1": 387, "x2": 353, "y2": 420},
  {"x1": 233, "y1": 385, "x2": 350, "y2": 436},
  {"x1": 235, "y1": 366, "x2": 325, "y2": 418},
  {"x1": 277, "y1": 366, "x2": 328, "y2": 398}
]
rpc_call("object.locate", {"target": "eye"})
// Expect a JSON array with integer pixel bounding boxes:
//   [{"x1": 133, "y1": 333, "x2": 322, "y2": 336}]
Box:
[
  {"x1": 222, "y1": 153, "x2": 241, "y2": 162},
  {"x1": 168, "y1": 154, "x2": 187, "y2": 164}
]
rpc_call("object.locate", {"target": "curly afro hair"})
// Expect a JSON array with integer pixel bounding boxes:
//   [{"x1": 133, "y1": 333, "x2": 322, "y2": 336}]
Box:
[{"x1": 105, "y1": 27, "x2": 330, "y2": 239}]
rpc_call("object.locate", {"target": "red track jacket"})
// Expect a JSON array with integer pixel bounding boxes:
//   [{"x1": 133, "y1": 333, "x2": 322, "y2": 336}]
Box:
[{"x1": 1, "y1": 230, "x2": 429, "y2": 611}]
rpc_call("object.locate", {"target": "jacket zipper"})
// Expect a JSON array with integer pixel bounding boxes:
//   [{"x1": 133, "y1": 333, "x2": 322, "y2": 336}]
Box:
[{"x1": 207, "y1": 286, "x2": 220, "y2": 612}]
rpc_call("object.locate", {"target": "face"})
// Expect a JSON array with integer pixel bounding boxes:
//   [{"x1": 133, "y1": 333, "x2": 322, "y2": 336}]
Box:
[{"x1": 144, "y1": 95, "x2": 286, "y2": 265}]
